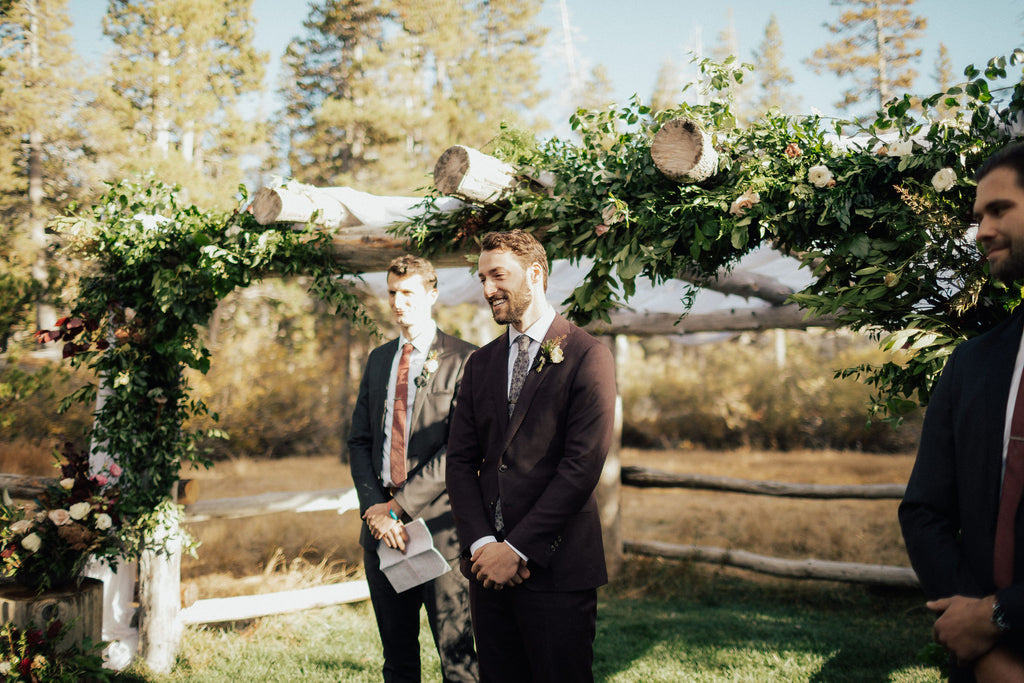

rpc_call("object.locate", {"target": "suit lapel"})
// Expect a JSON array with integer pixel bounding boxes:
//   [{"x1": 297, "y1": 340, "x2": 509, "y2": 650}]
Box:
[
  {"x1": 982, "y1": 312, "x2": 1024, "y2": 510},
  {"x1": 503, "y1": 315, "x2": 572, "y2": 450},
  {"x1": 409, "y1": 331, "x2": 446, "y2": 429}
]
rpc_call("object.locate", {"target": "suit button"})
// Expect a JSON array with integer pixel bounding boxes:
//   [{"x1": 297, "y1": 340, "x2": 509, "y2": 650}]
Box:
[{"x1": 498, "y1": 464, "x2": 509, "y2": 473}]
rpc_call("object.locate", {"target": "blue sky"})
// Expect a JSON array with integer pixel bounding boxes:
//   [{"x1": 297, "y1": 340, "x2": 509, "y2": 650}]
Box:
[{"x1": 69, "y1": 0, "x2": 1024, "y2": 134}]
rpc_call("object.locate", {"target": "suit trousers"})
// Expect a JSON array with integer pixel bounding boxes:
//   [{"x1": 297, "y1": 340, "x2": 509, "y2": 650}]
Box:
[
  {"x1": 468, "y1": 581, "x2": 597, "y2": 683},
  {"x1": 364, "y1": 548, "x2": 478, "y2": 683}
]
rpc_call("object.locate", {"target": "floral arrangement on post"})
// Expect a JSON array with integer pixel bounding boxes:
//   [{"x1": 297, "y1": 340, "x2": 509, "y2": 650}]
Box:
[
  {"x1": 0, "y1": 443, "x2": 124, "y2": 592},
  {"x1": 0, "y1": 617, "x2": 110, "y2": 682}
]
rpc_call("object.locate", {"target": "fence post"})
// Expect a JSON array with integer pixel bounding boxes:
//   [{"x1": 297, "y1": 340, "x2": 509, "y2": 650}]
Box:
[{"x1": 597, "y1": 335, "x2": 626, "y2": 579}]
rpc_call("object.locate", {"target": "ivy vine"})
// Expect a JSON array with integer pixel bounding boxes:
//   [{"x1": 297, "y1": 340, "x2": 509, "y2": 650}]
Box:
[
  {"x1": 404, "y1": 51, "x2": 1024, "y2": 420},
  {"x1": 41, "y1": 176, "x2": 369, "y2": 554}
]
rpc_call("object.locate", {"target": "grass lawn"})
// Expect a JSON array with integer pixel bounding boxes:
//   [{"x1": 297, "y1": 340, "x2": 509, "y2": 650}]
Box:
[{"x1": 112, "y1": 559, "x2": 943, "y2": 683}]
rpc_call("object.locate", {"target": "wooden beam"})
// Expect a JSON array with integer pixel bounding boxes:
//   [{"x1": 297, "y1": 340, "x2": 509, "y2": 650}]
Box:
[
  {"x1": 179, "y1": 580, "x2": 370, "y2": 625},
  {"x1": 621, "y1": 467, "x2": 905, "y2": 499},
  {"x1": 624, "y1": 540, "x2": 919, "y2": 587},
  {"x1": 183, "y1": 487, "x2": 360, "y2": 523},
  {"x1": 586, "y1": 304, "x2": 837, "y2": 336}
]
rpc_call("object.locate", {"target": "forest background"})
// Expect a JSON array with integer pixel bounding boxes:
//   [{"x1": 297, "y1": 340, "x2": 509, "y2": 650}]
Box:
[{"x1": 3, "y1": 0, "x2": 1023, "y2": 465}]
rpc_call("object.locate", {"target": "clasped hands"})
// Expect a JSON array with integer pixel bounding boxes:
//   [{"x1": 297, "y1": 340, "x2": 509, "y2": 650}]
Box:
[
  {"x1": 928, "y1": 595, "x2": 1024, "y2": 681},
  {"x1": 363, "y1": 502, "x2": 409, "y2": 552},
  {"x1": 471, "y1": 541, "x2": 530, "y2": 590}
]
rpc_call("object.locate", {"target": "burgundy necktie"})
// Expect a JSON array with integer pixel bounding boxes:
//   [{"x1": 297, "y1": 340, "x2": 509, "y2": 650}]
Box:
[
  {"x1": 389, "y1": 343, "x2": 414, "y2": 488},
  {"x1": 994, "y1": 371, "x2": 1024, "y2": 588}
]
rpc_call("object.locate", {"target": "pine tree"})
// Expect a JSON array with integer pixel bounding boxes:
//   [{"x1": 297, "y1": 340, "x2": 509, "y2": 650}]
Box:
[
  {"x1": 710, "y1": 10, "x2": 753, "y2": 120},
  {"x1": 805, "y1": 0, "x2": 926, "y2": 113},
  {"x1": 650, "y1": 57, "x2": 686, "y2": 114},
  {"x1": 0, "y1": 0, "x2": 81, "y2": 330},
  {"x1": 750, "y1": 14, "x2": 801, "y2": 117},
  {"x1": 100, "y1": 0, "x2": 268, "y2": 206},
  {"x1": 278, "y1": 0, "x2": 547, "y2": 195}
]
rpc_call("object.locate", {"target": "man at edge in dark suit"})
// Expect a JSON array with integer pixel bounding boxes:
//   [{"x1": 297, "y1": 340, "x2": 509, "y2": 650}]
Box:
[
  {"x1": 900, "y1": 143, "x2": 1024, "y2": 681},
  {"x1": 446, "y1": 229, "x2": 617, "y2": 682},
  {"x1": 348, "y1": 255, "x2": 479, "y2": 682}
]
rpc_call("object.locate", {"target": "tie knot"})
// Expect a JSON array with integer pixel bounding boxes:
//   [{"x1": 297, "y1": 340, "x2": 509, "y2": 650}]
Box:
[
  {"x1": 402, "y1": 342, "x2": 414, "y2": 355},
  {"x1": 516, "y1": 334, "x2": 530, "y2": 352}
]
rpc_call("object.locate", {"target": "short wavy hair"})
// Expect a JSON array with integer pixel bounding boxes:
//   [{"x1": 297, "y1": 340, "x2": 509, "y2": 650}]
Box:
[
  {"x1": 977, "y1": 142, "x2": 1024, "y2": 187},
  {"x1": 387, "y1": 255, "x2": 437, "y2": 290},
  {"x1": 480, "y1": 230, "x2": 549, "y2": 290}
]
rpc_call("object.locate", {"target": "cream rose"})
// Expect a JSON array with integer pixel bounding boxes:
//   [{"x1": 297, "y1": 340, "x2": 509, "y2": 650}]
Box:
[
  {"x1": 887, "y1": 140, "x2": 913, "y2": 157},
  {"x1": 95, "y1": 513, "x2": 112, "y2": 531},
  {"x1": 59, "y1": 478, "x2": 74, "y2": 490},
  {"x1": 808, "y1": 165, "x2": 835, "y2": 188},
  {"x1": 9, "y1": 519, "x2": 33, "y2": 535},
  {"x1": 69, "y1": 502, "x2": 92, "y2": 520},
  {"x1": 48, "y1": 509, "x2": 73, "y2": 527},
  {"x1": 932, "y1": 167, "x2": 957, "y2": 192},
  {"x1": 549, "y1": 346, "x2": 564, "y2": 364},
  {"x1": 21, "y1": 533, "x2": 41, "y2": 553},
  {"x1": 729, "y1": 190, "x2": 761, "y2": 216},
  {"x1": 0, "y1": 661, "x2": 10, "y2": 675}
]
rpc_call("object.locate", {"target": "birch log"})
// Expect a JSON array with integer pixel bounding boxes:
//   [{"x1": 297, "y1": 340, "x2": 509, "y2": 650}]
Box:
[
  {"x1": 433, "y1": 145, "x2": 517, "y2": 202},
  {"x1": 650, "y1": 118, "x2": 719, "y2": 183},
  {"x1": 250, "y1": 185, "x2": 363, "y2": 228}
]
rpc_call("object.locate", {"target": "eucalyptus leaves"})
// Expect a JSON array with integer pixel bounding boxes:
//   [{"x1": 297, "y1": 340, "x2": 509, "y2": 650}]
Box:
[{"x1": 405, "y1": 51, "x2": 1024, "y2": 419}]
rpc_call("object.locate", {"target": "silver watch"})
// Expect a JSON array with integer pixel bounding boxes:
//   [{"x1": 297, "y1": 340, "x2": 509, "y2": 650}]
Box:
[{"x1": 993, "y1": 598, "x2": 1011, "y2": 633}]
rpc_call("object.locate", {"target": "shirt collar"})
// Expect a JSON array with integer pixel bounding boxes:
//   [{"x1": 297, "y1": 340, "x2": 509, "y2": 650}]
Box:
[
  {"x1": 401, "y1": 321, "x2": 437, "y2": 354},
  {"x1": 507, "y1": 305, "x2": 556, "y2": 348}
]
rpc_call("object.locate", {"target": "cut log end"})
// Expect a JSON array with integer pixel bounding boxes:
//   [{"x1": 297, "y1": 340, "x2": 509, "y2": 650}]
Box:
[
  {"x1": 250, "y1": 186, "x2": 284, "y2": 225},
  {"x1": 433, "y1": 146, "x2": 472, "y2": 197},
  {"x1": 651, "y1": 118, "x2": 719, "y2": 183}
]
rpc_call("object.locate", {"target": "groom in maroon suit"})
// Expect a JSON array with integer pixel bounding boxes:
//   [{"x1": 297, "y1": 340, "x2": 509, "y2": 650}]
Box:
[{"x1": 446, "y1": 230, "x2": 617, "y2": 682}]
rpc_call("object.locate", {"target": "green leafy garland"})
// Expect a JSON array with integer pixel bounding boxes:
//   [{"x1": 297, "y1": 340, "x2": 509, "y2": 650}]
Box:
[
  {"x1": 405, "y1": 51, "x2": 1024, "y2": 419},
  {"x1": 42, "y1": 176, "x2": 368, "y2": 556}
]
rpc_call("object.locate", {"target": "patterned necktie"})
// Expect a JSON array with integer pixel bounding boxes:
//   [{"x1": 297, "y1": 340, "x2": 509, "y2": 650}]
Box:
[
  {"x1": 994, "y1": 370, "x2": 1024, "y2": 588},
  {"x1": 508, "y1": 334, "x2": 532, "y2": 417},
  {"x1": 389, "y1": 343, "x2": 414, "y2": 488}
]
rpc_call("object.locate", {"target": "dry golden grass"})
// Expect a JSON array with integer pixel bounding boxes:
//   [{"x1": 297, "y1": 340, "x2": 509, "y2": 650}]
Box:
[
  {"x1": 0, "y1": 446, "x2": 917, "y2": 597},
  {"x1": 619, "y1": 447, "x2": 914, "y2": 567}
]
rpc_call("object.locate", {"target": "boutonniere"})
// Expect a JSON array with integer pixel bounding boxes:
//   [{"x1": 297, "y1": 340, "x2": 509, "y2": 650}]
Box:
[
  {"x1": 415, "y1": 350, "x2": 440, "y2": 387},
  {"x1": 534, "y1": 335, "x2": 566, "y2": 373}
]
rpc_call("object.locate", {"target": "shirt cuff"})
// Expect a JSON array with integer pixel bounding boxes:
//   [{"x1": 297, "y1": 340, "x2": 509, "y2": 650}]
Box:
[
  {"x1": 504, "y1": 540, "x2": 528, "y2": 562},
  {"x1": 470, "y1": 536, "x2": 498, "y2": 556}
]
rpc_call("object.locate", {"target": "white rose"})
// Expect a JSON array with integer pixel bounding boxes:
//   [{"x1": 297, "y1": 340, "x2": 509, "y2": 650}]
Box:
[
  {"x1": 21, "y1": 533, "x2": 41, "y2": 553},
  {"x1": 48, "y1": 509, "x2": 72, "y2": 527},
  {"x1": 550, "y1": 347, "x2": 564, "y2": 364},
  {"x1": 69, "y1": 502, "x2": 92, "y2": 520},
  {"x1": 59, "y1": 478, "x2": 74, "y2": 490},
  {"x1": 95, "y1": 513, "x2": 112, "y2": 531},
  {"x1": 0, "y1": 661, "x2": 10, "y2": 674},
  {"x1": 424, "y1": 358, "x2": 439, "y2": 374},
  {"x1": 931, "y1": 167, "x2": 957, "y2": 192},
  {"x1": 808, "y1": 165, "x2": 835, "y2": 188},
  {"x1": 887, "y1": 140, "x2": 913, "y2": 157},
  {"x1": 9, "y1": 519, "x2": 33, "y2": 535}
]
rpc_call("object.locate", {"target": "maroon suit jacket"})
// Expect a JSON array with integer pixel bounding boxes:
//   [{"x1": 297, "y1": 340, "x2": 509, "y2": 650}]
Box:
[{"x1": 446, "y1": 313, "x2": 617, "y2": 592}]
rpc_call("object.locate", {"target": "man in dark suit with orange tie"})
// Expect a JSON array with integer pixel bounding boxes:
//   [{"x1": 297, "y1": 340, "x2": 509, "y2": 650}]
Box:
[
  {"x1": 348, "y1": 255, "x2": 479, "y2": 682},
  {"x1": 446, "y1": 230, "x2": 617, "y2": 682},
  {"x1": 900, "y1": 143, "x2": 1024, "y2": 681}
]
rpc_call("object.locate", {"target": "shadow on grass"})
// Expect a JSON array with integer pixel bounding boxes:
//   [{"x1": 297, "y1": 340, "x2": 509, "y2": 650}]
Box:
[{"x1": 595, "y1": 558, "x2": 941, "y2": 682}]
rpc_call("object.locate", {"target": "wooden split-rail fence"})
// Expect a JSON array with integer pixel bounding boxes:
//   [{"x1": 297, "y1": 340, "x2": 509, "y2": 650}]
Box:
[{"x1": 0, "y1": 465, "x2": 918, "y2": 630}]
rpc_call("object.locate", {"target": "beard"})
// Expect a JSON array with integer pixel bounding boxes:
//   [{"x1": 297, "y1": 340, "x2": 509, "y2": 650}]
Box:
[
  {"x1": 990, "y1": 241, "x2": 1024, "y2": 283},
  {"x1": 488, "y1": 279, "x2": 532, "y2": 325}
]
